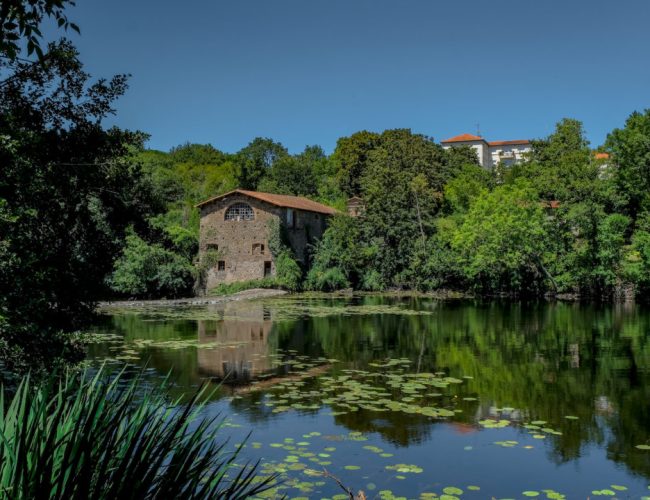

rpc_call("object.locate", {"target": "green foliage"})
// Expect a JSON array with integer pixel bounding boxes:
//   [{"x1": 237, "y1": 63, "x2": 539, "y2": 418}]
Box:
[
  {"x1": 444, "y1": 144, "x2": 481, "y2": 174},
  {"x1": 333, "y1": 130, "x2": 381, "y2": 197},
  {"x1": 360, "y1": 129, "x2": 447, "y2": 284},
  {"x1": 234, "y1": 137, "x2": 288, "y2": 190},
  {"x1": 266, "y1": 218, "x2": 302, "y2": 291},
  {"x1": 452, "y1": 180, "x2": 550, "y2": 293},
  {"x1": 623, "y1": 213, "x2": 650, "y2": 297},
  {"x1": 306, "y1": 267, "x2": 350, "y2": 291},
  {"x1": 0, "y1": 41, "x2": 161, "y2": 377},
  {"x1": 606, "y1": 109, "x2": 650, "y2": 219},
  {"x1": 0, "y1": 367, "x2": 275, "y2": 499},
  {"x1": 360, "y1": 269, "x2": 385, "y2": 291},
  {"x1": 409, "y1": 232, "x2": 462, "y2": 291},
  {"x1": 274, "y1": 250, "x2": 302, "y2": 291},
  {"x1": 108, "y1": 229, "x2": 194, "y2": 298},
  {"x1": 0, "y1": 0, "x2": 79, "y2": 60},
  {"x1": 442, "y1": 163, "x2": 494, "y2": 214},
  {"x1": 306, "y1": 215, "x2": 367, "y2": 289},
  {"x1": 209, "y1": 278, "x2": 280, "y2": 296}
]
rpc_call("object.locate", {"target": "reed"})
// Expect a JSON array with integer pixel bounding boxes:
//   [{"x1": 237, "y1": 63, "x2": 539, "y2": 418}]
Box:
[{"x1": 0, "y1": 367, "x2": 275, "y2": 499}]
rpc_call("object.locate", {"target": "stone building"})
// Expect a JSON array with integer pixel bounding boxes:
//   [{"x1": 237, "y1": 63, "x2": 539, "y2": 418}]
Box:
[
  {"x1": 196, "y1": 189, "x2": 337, "y2": 290},
  {"x1": 346, "y1": 196, "x2": 366, "y2": 217},
  {"x1": 441, "y1": 133, "x2": 531, "y2": 169}
]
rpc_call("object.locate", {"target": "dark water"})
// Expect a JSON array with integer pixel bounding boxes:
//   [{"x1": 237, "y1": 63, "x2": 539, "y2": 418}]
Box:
[{"x1": 88, "y1": 295, "x2": 650, "y2": 499}]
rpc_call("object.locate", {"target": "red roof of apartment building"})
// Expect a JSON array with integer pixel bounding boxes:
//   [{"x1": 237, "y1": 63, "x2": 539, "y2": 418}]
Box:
[
  {"x1": 441, "y1": 133, "x2": 485, "y2": 143},
  {"x1": 594, "y1": 152, "x2": 610, "y2": 160},
  {"x1": 195, "y1": 189, "x2": 338, "y2": 215},
  {"x1": 441, "y1": 134, "x2": 530, "y2": 146},
  {"x1": 488, "y1": 139, "x2": 531, "y2": 146}
]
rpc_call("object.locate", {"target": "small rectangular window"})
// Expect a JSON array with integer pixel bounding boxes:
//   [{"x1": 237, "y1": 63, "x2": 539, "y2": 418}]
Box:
[
  {"x1": 252, "y1": 243, "x2": 265, "y2": 255},
  {"x1": 264, "y1": 261, "x2": 272, "y2": 277},
  {"x1": 217, "y1": 261, "x2": 225, "y2": 271},
  {"x1": 287, "y1": 209, "x2": 294, "y2": 228},
  {"x1": 207, "y1": 243, "x2": 218, "y2": 251}
]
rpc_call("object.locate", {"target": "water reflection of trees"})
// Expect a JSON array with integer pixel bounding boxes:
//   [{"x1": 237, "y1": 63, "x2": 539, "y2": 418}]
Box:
[
  {"x1": 94, "y1": 297, "x2": 650, "y2": 477},
  {"x1": 267, "y1": 298, "x2": 650, "y2": 476}
]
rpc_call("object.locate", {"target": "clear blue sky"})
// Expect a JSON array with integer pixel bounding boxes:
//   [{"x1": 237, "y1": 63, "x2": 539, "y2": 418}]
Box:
[{"x1": 52, "y1": 0, "x2": 650, "y2": 153}]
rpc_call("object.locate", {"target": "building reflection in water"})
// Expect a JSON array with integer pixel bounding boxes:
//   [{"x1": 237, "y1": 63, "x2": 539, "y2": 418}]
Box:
[{"x1": 196, "y1": 301, "x2": 275, "y2": 384}]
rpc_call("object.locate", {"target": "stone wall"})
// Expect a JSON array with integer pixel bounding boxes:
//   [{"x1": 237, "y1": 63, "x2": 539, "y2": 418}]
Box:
[{"x1": 199, "y1": 193, "x2": 328, "y2": 290}]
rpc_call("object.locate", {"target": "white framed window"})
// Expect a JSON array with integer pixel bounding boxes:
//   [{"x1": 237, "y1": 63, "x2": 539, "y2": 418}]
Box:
[{"x1": 225, "y1": 203, "x2": 254, "y2": 221}]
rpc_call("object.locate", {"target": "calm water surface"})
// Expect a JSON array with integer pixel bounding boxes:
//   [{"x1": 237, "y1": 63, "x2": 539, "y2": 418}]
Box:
[{"x1": 88, "y1": 295, "x2": 650, "y2": 499}]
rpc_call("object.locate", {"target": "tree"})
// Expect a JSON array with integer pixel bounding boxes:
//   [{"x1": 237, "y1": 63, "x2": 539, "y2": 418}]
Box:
[
  {"x1": 0, "y1": 0, "x2": 79, "y2": 60},
  {"x1": 507, "y1": 118, "x2": 596, "y2": 203},
  {"x1": 360, "y1": 129, "x2": 447, "y2": 284},
  {"x1": 452, "y1": 180, "x2": 551, "y2": 294},
  {"x1": 234, "y1": 137, "x2": 287, "y2": 190},
  {"x1": 442, "y1": 162, "x2": 494, "y2": 214},
  {"x1": 258, "y1": 146, "x2": 321, "y2": 197},
  {"x1": 606, "y1": 109, "x2": 650, "y2": 221},
  {"x1": 168, "y1": 142, "x2": 229, "y2": 165},
  {"x1": 305, "y1": 215, "x2": 368, "y2": 290},
  {"x1": 108, "y1": 229, "x2": 194, "y2": 298},
  {"x1": 0, "y1": 41, "x2": 159, "y2": 376},
  {"x1": 333, "y1": 130, "x2": 380, "y2": 197},
  {"x1": 443, "y1": 144, "x2": 481, "y2": 178},
  {"x1": 623, "y1": 212, "x2": 650, "y2": 298}
]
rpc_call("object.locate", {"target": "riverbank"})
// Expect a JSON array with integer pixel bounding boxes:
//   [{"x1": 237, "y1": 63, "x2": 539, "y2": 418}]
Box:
[{"x1": 97, "y1": 288, "x2": 288, "y2": 310}]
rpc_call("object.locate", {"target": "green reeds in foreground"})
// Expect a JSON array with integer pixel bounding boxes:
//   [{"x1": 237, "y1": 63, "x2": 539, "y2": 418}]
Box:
[{"x1": 0, "y1": 367, "x2": 276, "y2": 499}]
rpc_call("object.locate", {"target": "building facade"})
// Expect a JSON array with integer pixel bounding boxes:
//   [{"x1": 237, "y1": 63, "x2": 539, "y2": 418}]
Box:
[
  {"x1": 346, "y1": 196, "x2": 366, "y2": 217},
  {"x1": 441, "y1": 133, "x2": 531, "y2": 169},
  {"x1": 196, "y1": 189, "x2": 336, "y2": 290}
]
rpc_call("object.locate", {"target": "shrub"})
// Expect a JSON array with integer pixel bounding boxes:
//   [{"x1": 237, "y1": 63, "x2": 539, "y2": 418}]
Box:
[
  {"x1": 108, "y1": 228, "x2": 194, "y2": 298},
  {"x1": 305, "y1": 267, "x2": 349, "y2": 291},
  {"x1": 274, "y1": 250, "x2": 302, "y2": 291},
  {"x1": 0, "y1": 367, "x2": 276, "y2": 499},
  {"x1": 360, "y1": 269, "x2": 385, "y2": 291},
  {"x1": 267, "y1": 218, "x2": 302, "y2": 291}
]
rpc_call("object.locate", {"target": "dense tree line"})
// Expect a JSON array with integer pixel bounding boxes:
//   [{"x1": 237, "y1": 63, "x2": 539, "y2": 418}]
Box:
[{"x1": 107, "y1": 112, "x2": 650, "y2": 302}]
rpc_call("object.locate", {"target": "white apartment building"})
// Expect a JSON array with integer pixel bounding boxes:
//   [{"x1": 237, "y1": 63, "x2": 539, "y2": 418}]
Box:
[{"x1": 441, "y1": 133, "x2": 531, "y2": 169}]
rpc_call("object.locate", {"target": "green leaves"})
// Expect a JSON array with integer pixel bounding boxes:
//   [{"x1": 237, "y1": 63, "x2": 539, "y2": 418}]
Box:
[
  {"x1": 0, "y1": 366, "x2": 276, "y2": 499},
  {"x1": 1, "y1": 0, "x2": 79, "y2": 61},
  {"x1": 451, "y1": 179, "x2": 550, "y2": 294},
  {"x1": 107, "y1": 228, "x2": 194, "y2": 298}
]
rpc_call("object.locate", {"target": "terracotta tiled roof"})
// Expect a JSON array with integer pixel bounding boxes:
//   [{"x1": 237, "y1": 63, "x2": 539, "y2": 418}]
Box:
[
  {"x1": 488, "y1": 139, "x2": 530, "y2": 146},
  {"x1": 441, "y1": 133, "x2": 486, "y2": 143},
  {"x1": 595, "y1": 152, "x2": 610, "y2": 160},
  {"x1": 196, "y1": 189, "x2": 338, "y2": 215}
]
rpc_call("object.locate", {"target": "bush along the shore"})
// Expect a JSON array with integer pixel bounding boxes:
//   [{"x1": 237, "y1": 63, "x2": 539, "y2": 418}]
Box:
[{"x1": 0, "y1": 367, "x2": 276, "y2": 499}]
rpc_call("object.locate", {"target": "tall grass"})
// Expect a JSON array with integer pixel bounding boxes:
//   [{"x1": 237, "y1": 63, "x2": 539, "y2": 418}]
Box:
[{"x1": 0, "y1": 367, "x2": 276, "y2": 499}]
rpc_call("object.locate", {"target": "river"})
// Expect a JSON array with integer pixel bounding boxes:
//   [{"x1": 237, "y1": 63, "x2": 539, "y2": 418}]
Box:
[{"x1": 87, "y1": 295, "x2": 650, "y2": 499}]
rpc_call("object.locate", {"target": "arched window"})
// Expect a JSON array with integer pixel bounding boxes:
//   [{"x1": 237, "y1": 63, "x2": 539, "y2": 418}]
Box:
[{"x1": 225, "y1": 203, "x2": 254, "y2": 221}]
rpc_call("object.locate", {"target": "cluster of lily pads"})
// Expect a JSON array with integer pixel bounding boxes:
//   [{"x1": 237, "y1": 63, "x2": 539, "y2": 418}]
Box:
[
  {"x1": 261, "y1": 299, "x2": 439, "y2": 322},
  {"x1": 244, "y1": 431, "x2": 487, "y2": 499},
  {"x1": 84, "y1": 331, "x2": 251, "y2": 363},
  {"x1": 262, "y1": 358, "x2": 471, "y2": 418}
]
